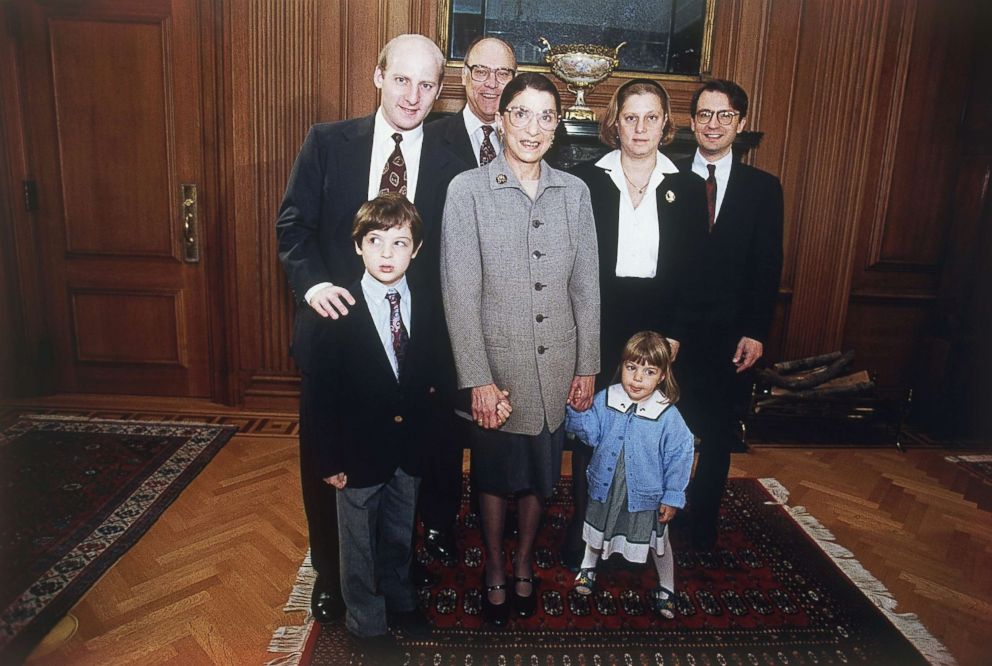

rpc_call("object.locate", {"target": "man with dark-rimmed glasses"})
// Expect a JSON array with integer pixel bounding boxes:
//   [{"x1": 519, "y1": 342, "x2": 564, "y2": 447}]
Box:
[
  {"x1": 430, "y1": 36, "x2": 517, "y2": 168},
  {"x1": 676, "y1": 79, "x2": 784, "y2": 550}
]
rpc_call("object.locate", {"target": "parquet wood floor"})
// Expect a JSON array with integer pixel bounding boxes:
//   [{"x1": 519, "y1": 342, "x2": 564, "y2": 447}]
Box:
[{"x1": 7, "y1": 397, "x2": 990, "y2": 666}]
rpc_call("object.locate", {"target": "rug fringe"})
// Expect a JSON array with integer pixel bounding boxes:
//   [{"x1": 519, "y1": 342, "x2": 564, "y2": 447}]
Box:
[
  {"x1": 758, "y1": 477, "x2": 790, "y2": 504},
  {"x1": 267, "y1": 550, "x2": 317, "y2": 665},
  {"x1": 284, "y1": 550, "x2": 316, "y2": 612},
  {"x1": 768, "y1": 480, "x2": 958, "y2": 666}
]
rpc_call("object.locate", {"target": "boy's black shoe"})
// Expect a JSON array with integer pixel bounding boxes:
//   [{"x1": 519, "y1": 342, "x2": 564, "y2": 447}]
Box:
[
  {"x1": 389, "y1": 607, "x2": 432, "y2": 639},
  {"x1": 311, "y1": 574, "x2": 345, "y2": 623},
  {"x1": 423, "y1": 528, "x2": 458, "y2": 567},
  {"x1": 410, "y1": 559, "x2": 436, "y2": 587}
]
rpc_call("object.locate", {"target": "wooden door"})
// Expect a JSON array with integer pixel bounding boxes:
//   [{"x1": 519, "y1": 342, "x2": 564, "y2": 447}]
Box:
[{"x1": 15, "y1": 0, "x2": 213, "y2": 396}]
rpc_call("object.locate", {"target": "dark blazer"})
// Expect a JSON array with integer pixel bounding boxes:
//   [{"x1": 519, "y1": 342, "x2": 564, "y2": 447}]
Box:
[
  {"x1": 306, "y1": 281, "x2": 453, "y2": 487},
  {"x1": 276, "y1": 113, "x2": 466, "y2": 371},
  {"x1": 570, "y1": 156, "x2": 708, "y2": 382},
  {"x1": 428, "y1": 109, "x2": 478, "y2": 168},
  {"x1": 675, "y1": 158, "x2": 784, "y2": 342}
]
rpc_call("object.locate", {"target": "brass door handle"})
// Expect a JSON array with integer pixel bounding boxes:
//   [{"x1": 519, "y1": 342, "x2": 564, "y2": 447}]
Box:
[{"x1": 181, "y1": 184, "x2": 200, "y2": 262}]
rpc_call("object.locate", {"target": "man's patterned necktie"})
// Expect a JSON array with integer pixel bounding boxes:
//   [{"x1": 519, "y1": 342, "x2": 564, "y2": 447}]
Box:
[
  {"x1": 379, "y1": 133, "x2": 407, "y2": 196},
  {"x1": 479, "y1": 125, "x2": 496, "y2": 166},
  {"x1": 385, "y1": 289, "x2": 409, "y2": 378}
]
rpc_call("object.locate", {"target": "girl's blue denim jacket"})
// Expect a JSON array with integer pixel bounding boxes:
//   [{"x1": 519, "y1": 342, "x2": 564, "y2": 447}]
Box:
[{"x1": 566, "y1": 384, "x2": 695, "y2": 512}]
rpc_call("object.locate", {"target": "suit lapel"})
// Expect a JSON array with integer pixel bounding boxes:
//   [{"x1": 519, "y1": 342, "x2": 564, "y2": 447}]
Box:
[
  {"x1": 415, "y1": 139, "x2": 457, "y2": 228},
  {"x1": 589, "y1": 168, "x2": 621, "y2": 275},
  {"x1": 716, "y1": 160, "x2": 741, "y2": 227},
  {"x1": 399, "y1": 290, "x2": 431, "y2": 387},
  {"x1": 350, "y1": 286, "x2": 397, "y2": 383},
  {"x1": 445, "y1": 113, "x2": 477, "y2": 166},
  {"x1": 340, "y1": 114, "x2": 375, "y2": 213}
]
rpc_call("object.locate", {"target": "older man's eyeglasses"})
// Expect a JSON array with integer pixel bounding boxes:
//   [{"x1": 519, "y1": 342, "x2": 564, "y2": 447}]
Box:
[
  {"x1": 694, "y1": 109, "x2": 740, "y2": 126},
  {"x1": 505, "y1": 106, "x2": 559, "y2": 131},
  {"x1": 466, "y1": 64, "x2": 515, "y2": 85}
]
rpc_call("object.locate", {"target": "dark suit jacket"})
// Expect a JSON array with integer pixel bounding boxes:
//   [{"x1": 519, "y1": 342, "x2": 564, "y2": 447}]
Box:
[
  {"x1": 276, "y1": 113, "x2": 466, "y2": 371},
  {"x1": 428, "y1": 109, "x2": 479, "y2": 168},
  {"x1": 305, "y1": 281, "x2": 453, "y2": 487},
  {"x1": 570, "y1": 157, "x2": 709, "y2": 368},
  {"x1": 675, "y1": 158, "x2": 784, "y2": 342}
]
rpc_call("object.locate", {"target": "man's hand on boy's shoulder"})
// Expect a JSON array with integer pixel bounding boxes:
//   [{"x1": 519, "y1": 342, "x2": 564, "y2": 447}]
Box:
[
  {"x1": 308, "y1": 285, "x2": 356, "y2": 319},
  {"x1": 324, "y1": 473, "x2": 347, "y2": 489}
]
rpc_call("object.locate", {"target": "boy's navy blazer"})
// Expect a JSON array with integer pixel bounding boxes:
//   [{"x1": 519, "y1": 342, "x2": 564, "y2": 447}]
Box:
[
  {"x1": 305, "y1": 280, "x2": 452, "y2": 488},
  {"x1": 674, "y1": 157, "x2": 784, "y2": 342},
  {"x1": 276, "y1": 113, "x2": 465, "y2": 371}
]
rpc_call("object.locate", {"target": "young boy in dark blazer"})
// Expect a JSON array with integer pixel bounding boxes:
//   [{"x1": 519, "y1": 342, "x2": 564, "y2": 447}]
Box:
[{"x1": 304, "y1": 193, "x2": 452, "y2": 646}]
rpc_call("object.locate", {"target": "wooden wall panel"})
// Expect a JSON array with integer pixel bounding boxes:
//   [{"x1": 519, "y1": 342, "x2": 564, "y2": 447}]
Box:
[{"x1": 216, "y1": 0, "x2": 982, "y2": 406}]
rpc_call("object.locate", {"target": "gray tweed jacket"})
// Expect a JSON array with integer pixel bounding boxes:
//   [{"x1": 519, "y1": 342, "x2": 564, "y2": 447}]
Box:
[{"x1": 441, "y1": 151, "x2": 600, "y2": 436}]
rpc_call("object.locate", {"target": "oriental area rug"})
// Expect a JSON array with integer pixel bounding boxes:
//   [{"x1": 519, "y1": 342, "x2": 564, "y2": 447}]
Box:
[
  {"x1": 269, "y1": 477, "x2": 955, "y2": 666},
  {"x1": 0, "y1": 415, "x2": 236, "y2": 664}
]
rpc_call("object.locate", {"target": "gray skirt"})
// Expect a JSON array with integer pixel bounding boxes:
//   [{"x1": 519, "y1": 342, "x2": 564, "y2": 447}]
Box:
[
  {"x1": 470, "y1": 422, "x2": 564, "y2": 498},
  {"x1": 583, "y1": 445, "x2": 668, "y2": 563}
]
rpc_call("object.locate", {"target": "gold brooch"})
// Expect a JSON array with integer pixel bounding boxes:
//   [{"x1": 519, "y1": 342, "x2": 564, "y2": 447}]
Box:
[
  {"x1": 665, "y1": 190, "x2": 675, "y2": 203},
  {"x1": 496, "y1": 174, "x2": 507, "y2": 184}
]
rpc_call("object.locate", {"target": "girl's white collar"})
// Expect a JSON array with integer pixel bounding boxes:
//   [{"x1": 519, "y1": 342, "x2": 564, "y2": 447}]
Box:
[{"x1": 606, "y1": 384, "x2": 671, "y2": 420}]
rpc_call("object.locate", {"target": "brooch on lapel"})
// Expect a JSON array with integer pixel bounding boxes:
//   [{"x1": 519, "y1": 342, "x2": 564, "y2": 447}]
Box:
[
  {"x1": 496, "y1": 174, "x2": 507, "y2": 184},
  {"x1": 665, "y1": 190, "x2": 676, "y2": 203}
]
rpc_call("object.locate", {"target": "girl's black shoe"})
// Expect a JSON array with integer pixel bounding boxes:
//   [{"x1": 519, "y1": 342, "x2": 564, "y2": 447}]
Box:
[
  {"x1": 511, "y1": 576, "x2": 538, "y2": 618},
  {"x1": 482, "y1": 583, "x2": 509, "y2": 627}
]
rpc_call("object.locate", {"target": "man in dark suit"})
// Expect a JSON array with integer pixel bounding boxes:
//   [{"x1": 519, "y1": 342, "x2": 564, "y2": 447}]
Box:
[
  {"x1": 276, "y1": 33, "x2": 464, "y2": 623},
  {"x1": 430, "y1": 36, "x2": 516, "y2": 168},
  {"x1": 416, "y1": 36, "x2": 516, "y2": 565},
  {"x1": 676, "y1": 79, "x2": 784, "y2": 550}
]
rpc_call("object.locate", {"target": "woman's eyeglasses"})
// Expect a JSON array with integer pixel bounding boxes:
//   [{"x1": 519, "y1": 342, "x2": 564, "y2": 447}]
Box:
[{"x1": 505, "y1": 106, "x2": 559, "y2": 131}]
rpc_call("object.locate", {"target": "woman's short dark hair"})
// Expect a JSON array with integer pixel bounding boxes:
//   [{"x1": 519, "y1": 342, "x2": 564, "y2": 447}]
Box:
[
  {"x1": 498, "y1": 72, "x2": 562, "y2": 116},
  {"x1": 689, "y1": 79, "x2": 749, "y2": 119},
  {"x1": 599, "y1": 78, "x2": 675, "y2": 149}
]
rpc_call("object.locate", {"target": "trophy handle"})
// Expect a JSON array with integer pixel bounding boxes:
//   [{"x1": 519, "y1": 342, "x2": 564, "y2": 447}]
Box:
[
  {"x1": 539, "y1": 36, "x2": 552, "y2": 52},
  {"x1": 614, "y1": 41, "x2": 628, "y2": 57}
]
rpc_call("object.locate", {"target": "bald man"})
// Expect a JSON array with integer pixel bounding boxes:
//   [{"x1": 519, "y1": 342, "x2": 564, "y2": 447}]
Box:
[
  {"x1": 277, "y1": 34, "x2": 464, "y2": 626},
  {"x1": 430, "y1": 36, "x2": 517, "y2": 167}
]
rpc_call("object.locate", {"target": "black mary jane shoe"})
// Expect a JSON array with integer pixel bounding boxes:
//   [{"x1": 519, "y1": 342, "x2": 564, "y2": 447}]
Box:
[
  {"x1": 482, "y1": 583, "x2": 509, "y2": 627},
  {"x1": 511, "y1": 575, "x2": 539, "y2": 618}
]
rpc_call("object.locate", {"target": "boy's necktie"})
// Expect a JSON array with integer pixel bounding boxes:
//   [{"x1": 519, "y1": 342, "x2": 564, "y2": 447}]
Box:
[
  {"x1": 479, "y1": 125, "x2": 496, "y2": 165},
  {"x1": 385, "y1": 289, "x2": 409, "y2": 377},
  {"x1": 379, "y1": 133, "x2": 408, "y2": 196}
]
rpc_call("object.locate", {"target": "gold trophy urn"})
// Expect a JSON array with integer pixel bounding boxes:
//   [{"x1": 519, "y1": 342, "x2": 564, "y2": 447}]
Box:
[{"x1": 539, "y1": 37, "x2": 627, "y2": 121}]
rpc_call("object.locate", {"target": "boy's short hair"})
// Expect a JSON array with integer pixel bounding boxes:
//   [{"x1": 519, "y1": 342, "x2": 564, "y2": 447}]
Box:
[{"x1": 351, "y1": 193, "x2": 424, "y2": 247}]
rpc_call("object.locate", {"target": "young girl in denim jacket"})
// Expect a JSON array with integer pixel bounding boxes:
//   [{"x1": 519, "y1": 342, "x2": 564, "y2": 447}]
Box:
[{"x1": 565, "y1": 331, "x2": 694, "y2": 617}]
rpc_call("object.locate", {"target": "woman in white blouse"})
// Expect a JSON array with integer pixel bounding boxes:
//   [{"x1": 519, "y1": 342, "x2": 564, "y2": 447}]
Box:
[{"x1": 563, "y1": 79, "x2": 708, "y2": 569}]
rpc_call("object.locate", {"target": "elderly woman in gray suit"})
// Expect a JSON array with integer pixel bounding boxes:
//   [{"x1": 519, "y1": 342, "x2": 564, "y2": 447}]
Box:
[{"x1": 441, "y1": 73, "x2": 600, "y2": 626}]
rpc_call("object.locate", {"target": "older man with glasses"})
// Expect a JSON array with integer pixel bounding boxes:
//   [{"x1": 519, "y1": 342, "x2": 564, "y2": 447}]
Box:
[
  {"x1": 430, "y1": 36, "x2": 517, "y2": 168},
  {"x1": 675, "y1": 79, "x2": 784, "y2": 551}
]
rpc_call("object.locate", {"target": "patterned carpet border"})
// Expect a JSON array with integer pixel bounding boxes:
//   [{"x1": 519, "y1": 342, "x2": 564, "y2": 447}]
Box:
[
  {"x1": 944, "y1": 454, "x2": 992, "y2": 484},
  {"x1": 0, "y1": 415, "x2": 237, "y2": 664},
  {"x1": 267, "y1": 477, "x2": 955, "y2": 666}
]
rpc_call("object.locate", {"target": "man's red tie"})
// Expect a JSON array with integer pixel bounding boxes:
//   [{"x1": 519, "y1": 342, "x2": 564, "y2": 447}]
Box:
[{"x1": 705, "y1": 163, "x2": 717, "y2": 233}]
